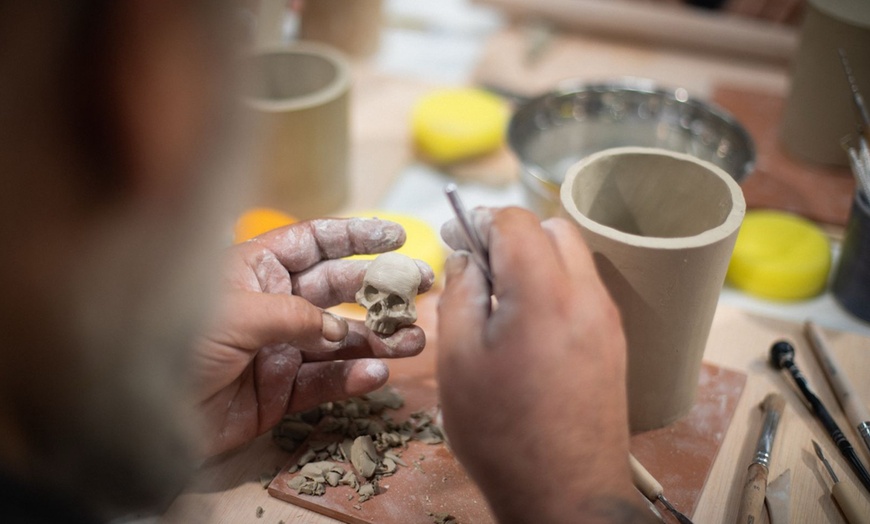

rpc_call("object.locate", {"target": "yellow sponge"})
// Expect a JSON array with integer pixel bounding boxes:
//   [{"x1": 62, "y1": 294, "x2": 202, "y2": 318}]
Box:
[
  {"x1": 726, "y1": 210, "x2": 831, "y2": 300},
  {"x1": 233, "y1": 207, "x2": 297, "y2": 243},
  {"x1": 411, "y1": 88, "x2": 509, "y2": 164}
]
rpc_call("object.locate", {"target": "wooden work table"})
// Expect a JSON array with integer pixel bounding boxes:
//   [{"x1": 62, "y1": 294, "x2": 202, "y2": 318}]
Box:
[{"x1": 162, "y1": 7, "x2": 870, "y2": 523}]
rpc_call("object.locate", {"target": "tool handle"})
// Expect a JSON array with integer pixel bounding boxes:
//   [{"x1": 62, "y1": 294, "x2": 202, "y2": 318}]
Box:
[
  {"x1": 832, "y1": 481, "x2": 870, "y2": 524},
  {"x1": 736, "y1": 463, "x2": 768, "y2": 524},
  {"x1": 805, "y1": 322, "x2": 870, "y2": 431},
  {"x1": 841, "y1": 446, "x2": 870, "y2": 495},
  {"x1": 629, "y1": 454, "x2": 662, "y2": 501},
  {"x1": 753, "y1": 394, "x2": 785, "y2": 467},
  {"x1": 785, "y1": 361, "x2": 848, "y2": 445}
]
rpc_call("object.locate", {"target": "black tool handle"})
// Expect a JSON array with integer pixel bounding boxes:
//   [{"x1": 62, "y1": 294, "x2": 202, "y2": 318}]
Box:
[{"x1": 785, "y1": 361, "x2": 870, "y2": 494}]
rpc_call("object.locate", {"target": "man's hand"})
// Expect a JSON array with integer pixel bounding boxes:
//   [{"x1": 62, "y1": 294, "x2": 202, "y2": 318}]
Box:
[
  {"x1": 194, "y1": 218, "x2": 433, "y2": 457},
  {"x1": 438, "y1": 208, "x2": 650, "y2": 523}
]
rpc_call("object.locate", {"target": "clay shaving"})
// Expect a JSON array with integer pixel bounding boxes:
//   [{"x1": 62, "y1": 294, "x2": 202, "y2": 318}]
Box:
[
  {"x1": 272, "y1": 386, "x2": 446, "y2": 505},
  {"x1": 428, "y1": 512, "x2": 458, "y2": 524}
]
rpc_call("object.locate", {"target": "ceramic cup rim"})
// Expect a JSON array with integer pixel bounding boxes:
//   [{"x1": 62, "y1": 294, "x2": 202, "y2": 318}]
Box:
[
  {"x1": 243, "y1": 41, "x2": 351, "y2": 112},
  {"x1": 560, "y1": 146, "x2": 746, "y2": 250}
]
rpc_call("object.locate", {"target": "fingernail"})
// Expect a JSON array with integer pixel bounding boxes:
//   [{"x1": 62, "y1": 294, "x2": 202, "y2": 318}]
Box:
[
  {"x1": 321, "y1": 312, "x2": 348, "y2": 342},
  {"x1": 444, "y1": 251, "x2": 469, "y2": 282}
]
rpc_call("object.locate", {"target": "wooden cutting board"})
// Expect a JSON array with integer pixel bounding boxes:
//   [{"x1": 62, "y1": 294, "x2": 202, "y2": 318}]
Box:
[
  {"x1": 269, "y1": 292, "x2": 746, "y2": 523},
  {"x1": 268, "y1": 375, "x2": 494, "y2": 524}
]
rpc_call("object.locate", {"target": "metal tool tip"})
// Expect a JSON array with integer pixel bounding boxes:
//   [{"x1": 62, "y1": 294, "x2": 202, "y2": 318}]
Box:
[
  {"x1": 444, "y1": 183, "x2": 457, "y2": 194},
  {"x1": 812, "y1": 439, "x2": 824, "y2": 459},
  {"x1": 769, "y1": 341, "x2": 795, "y2": 370},
  {"x1": 658, "y1": 495, "x2": 694, "y2": 524}
]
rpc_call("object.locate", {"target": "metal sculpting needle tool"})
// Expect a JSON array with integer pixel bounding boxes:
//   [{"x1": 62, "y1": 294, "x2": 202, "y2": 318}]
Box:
[
  {"x1": 444, "y1": 184, "x2": 494, "y2": 285},
  {"x1": 805, "y1": 321, "x2": 870, "y2": 458},
  {"x1": 838, "y1": 49, "x2": 870, "y2": 195},
  {"x1": 629, "y1": 454, "x2": 694, "y2": 524},
  {"x1": 770, "y1": 341, "x2": 870, "y2": 495},
  {"x1": 813, "y1": 440, "x2": 870, "y2": 524},
  {"x1": 736, "y1": 393, "x2": 785, "y2": 524},
  {"x1": 838, "y1": 49, "x2": 870, "y2": 137}
]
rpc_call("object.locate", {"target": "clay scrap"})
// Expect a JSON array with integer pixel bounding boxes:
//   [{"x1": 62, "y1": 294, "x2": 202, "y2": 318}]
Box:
[
  {"x1": 272, "y1": 386, "x2": 446, "y2": 505},
  {"x1": 356, "y1": 252, "x2": 421, "y2": 336},
  {"x1": 429, "y1": 512, "x2": 458, "y2": 524}
]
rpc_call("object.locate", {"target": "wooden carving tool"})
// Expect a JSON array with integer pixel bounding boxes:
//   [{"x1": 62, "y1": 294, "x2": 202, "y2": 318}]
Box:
[
  {"x1": 805, "y1": 321, "x2": 870, "y2": 458},
  {"x1": 629, "y1": 454, "x2": 694, "y2": 524},
  {"x1": 813, "y1": 440, "x2": 870, "y2": 524},
  {"x1": 736, "y1": 393, "x2": 785, "y2": 524}
]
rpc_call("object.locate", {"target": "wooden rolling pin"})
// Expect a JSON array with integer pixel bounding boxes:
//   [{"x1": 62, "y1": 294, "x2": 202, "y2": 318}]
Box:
[{"x1": 473, "y1": 0, "x2": 797, "y2": 63}]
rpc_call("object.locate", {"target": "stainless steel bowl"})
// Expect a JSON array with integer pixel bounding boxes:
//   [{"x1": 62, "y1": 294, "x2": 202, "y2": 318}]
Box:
[{"x1": 508, "y1": 81, "x2": 755, "y2": 217}]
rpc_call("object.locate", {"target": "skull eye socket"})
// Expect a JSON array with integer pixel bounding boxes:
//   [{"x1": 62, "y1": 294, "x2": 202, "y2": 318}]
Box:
[
  {"x1": 364, "y1": 285, "x2": 380, "y2": 301},
  {"x1": 385, "y1": 294, "x2": 406, "y2": 310}
]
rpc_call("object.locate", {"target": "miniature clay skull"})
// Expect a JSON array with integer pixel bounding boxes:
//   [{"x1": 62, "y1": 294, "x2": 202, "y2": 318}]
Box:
[{"x1": 355, "y1": 252, "x2": 421, "y2": 336}]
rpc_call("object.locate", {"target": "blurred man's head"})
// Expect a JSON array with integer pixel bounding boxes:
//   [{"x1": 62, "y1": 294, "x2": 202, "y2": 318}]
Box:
[{"x1": 0, "y1": 1, "x2": 243, "y2": 517}]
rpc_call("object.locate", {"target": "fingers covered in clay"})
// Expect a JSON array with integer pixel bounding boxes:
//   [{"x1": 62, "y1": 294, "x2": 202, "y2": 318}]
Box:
[
  {"x1": 292, "y1": 258, "x2": 434, "y2": 309},
  {"x1": 440, "y1": 206, "x2": 494, "y2": 254},
  {"x1": 250, "y1": 218, "x2": 407, "y2": 272},
  {"x1": 300, "y1": 318, "x2": 426, "y2": 362},
  {"x1": 287, "y1": 358, "x2": 390, "y2": 414},
  {"x1": 203, "y1": 290, "x2": 349, "y2": 352}
]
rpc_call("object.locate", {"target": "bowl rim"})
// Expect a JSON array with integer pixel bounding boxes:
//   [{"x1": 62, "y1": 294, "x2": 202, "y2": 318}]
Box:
[
  {"x1": 507, "y1": 79, "x2": 756, "y2": 189},
  {"x1": 560, "y1": 146, "x2": 747, "y2": 248}
]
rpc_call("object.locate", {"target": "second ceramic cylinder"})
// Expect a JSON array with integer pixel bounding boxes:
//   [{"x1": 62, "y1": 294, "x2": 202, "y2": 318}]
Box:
[
  {"x1": 245, "y1": 43, "x2": 350, "y2": 219},
  {"x1": 561, "y1": 147, "x2": 746, "y2": 431}
]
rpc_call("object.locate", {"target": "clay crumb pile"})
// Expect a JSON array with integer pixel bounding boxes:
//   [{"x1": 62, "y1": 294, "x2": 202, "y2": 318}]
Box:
[{"x1": 272, "y1": 386, "x2": 445, "y2": 506}]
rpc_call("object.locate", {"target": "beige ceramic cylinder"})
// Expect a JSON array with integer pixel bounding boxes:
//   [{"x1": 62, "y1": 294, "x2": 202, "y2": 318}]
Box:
[
  {"x1": 560, "y1": 147, "x2": 746, "y2": 431},
  {"x1": 780, "y1": 0, "x2": 870, "y2": 166},
  {"x1": 300, "y1": 0, "x2": 384, "y2": 57},
  {"x1": 244, "y1": 42, "x2": 350, "y2": 219}
]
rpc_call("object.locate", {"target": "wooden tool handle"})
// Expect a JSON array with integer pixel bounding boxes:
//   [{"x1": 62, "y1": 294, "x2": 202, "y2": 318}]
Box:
[
  {"x1": 832, "y1": 481, "x2": 870, "y2": 524},
  {"x1": 629, "y1": 454, "x2": 662, "y2": 502},
  {"x1": 736, "y1": 463, "x2": 768, "y2": 524},
  {"x1": 806, "y1": 321, "x2": 870, "y2": 427}
]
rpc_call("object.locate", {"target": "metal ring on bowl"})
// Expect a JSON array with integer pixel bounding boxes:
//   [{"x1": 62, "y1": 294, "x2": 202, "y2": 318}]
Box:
[{"x1": 508, "y1": 81, "x2": 755, "y2": 218}]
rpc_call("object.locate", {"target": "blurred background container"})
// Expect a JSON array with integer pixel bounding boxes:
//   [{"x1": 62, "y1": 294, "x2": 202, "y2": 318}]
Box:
[{"x1": 779, "y1": 0, "x2": 870, "y2": 166}]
